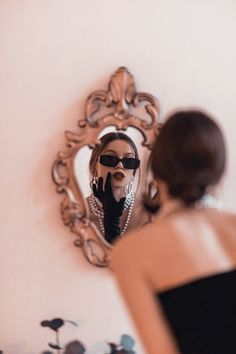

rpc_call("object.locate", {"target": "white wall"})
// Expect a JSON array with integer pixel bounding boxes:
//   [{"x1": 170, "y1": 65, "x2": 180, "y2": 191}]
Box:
[{"x1": 1, "y1": 1, "x2": 236, "y2": 353}]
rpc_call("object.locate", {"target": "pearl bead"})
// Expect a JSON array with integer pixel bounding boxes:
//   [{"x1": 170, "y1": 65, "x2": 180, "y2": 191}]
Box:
[{"x1": 88, "y1": 193, "x2": 135, "y2": 237}]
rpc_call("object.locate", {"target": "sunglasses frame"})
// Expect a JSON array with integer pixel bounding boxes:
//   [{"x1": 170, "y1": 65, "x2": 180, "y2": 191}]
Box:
[{"x1": 99, "y1": 154, "x2": 140, "y2": 170}]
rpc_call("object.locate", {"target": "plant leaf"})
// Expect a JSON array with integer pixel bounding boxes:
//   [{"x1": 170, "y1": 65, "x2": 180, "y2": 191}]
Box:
[
  {"x1": 48, "y1": 343, "x2": 63, "y2": 350},
  {"x1": 120, "y1": 335, "x2": 135, "y2": 351},
  {"x1": 49, "y1": 318, "x2": 64, "y2": 331},
  {"x1": 64, "y1": 340, "x2": 86, "y2": 354}
]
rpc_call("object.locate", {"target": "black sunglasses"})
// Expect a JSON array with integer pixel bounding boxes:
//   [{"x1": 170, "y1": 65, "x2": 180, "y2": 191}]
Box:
[{"x1": 99, "y1": 155, "x2": 140, "y2": 170}]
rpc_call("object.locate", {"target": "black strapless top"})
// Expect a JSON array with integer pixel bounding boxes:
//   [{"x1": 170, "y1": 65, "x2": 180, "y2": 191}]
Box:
[{"x1": 157, "y1": 269, "x2": 236, "y2": 354}]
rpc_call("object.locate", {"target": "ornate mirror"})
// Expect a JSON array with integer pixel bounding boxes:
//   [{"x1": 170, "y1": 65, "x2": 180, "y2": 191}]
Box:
[{"x1": 52, "y1": 67, "x2": 161, "y2": 267}]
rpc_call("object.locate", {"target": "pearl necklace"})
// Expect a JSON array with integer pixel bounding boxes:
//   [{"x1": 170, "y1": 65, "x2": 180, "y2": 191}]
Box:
[{"x1": 88, "y1": 192, "x2": 135, "y2": 236}]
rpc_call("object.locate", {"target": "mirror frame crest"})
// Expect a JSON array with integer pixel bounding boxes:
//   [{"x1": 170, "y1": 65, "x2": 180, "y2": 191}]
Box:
[{"x1": 52, "y1": 67, "x2": 160, "y2": 267}]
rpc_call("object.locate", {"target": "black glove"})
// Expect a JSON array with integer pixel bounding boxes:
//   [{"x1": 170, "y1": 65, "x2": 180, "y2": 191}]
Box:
[{"x1": 92, "y1": 172, "x2": 126, "y2": 243}]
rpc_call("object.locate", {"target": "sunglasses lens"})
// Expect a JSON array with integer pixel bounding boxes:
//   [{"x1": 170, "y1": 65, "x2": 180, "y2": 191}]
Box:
[
  {"x1": 122, "y1": 158, "x2": 140, "y2": 169},
  {"x1": 100, "y1": 155, "x2": 140, "y2": 169},
  {"x1": 100, "y1": 155, "x2": 118, "y2": 167}
]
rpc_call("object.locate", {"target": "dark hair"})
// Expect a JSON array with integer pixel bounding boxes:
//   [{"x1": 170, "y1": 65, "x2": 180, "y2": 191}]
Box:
[
  {"x1": 150, "y1": 110, "x2": 226, "y2": 206},
  {"x1": 89, "y1": 132, "x2": 139, "y2": 177}
]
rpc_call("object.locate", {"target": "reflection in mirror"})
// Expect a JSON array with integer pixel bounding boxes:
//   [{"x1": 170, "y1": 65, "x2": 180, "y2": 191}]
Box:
[
  {"x1": 52, "y1": 67, "x2": 160, "y2": 267},
  {"x1": 74, "y1": 127, "x2": 151, "y2": 245}
]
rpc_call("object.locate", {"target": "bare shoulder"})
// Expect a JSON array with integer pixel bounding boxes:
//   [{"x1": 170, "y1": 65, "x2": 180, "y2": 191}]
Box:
[
  {"x1": 112, "y1": 208, "x2": 236, "y2": 271},
  {"x1": 209, "y1": 207, "x2": 236, "y2": 216},
  {"x1": 206, "y1": 207, "x2": 236, "y2": 224},
  {"x1": 111, "y1": 218, "x2": 170, "y2": 270},
  {"x1": 221, "y1": 209, "x2": 236, "y2": 221}
]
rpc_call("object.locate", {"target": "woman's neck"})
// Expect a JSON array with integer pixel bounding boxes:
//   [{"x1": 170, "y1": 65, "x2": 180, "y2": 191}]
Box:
[
  {"x1": 158, "y1": 198, "x2": 185, "y2": 219},
  {"x1": 112, "y1": 186, "x2": 126, "y2": 201}
]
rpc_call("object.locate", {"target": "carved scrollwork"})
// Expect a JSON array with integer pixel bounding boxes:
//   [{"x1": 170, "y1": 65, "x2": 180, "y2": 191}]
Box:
[
  {"x1": 85, "y1": 67, "x2": 159, "y2": 126},
  {"x1": 52, "y1": 67, "x2": 160, "y2": 267}
]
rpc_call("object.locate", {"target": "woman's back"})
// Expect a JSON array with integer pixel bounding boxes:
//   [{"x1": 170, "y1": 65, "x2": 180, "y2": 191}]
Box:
[
  {"x1": 113, "y1": 207, "x2": 236, "y2": 354},
  {"x1": 143, "y1": 208, "x2": 236, "y2": 292},
  {"x1": 154, "y1": 209, "x2": 236, "y2": 353}
]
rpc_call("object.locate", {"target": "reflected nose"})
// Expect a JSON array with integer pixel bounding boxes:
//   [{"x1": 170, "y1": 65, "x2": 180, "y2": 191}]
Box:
[{"x1": 115, "y1": 160, "x2": 124, "y2": 169}]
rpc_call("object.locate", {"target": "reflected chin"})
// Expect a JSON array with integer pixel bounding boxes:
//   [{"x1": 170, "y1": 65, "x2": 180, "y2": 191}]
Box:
[{"x1": 111, "y1": 179, "x2": 128, "y2": 188}]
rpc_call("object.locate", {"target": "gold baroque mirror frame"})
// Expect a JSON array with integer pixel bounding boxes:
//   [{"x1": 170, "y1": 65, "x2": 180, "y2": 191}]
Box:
[{"x1": 52, "y1": 67, "x2": 160, "y2": 267}]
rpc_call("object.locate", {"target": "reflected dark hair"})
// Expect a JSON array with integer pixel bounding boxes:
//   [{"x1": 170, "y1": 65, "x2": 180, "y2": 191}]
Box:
[
  {"x1": 150, "y1": 110, "x2": 226, "y2": 206},
  {"x1": 89, "y1": 132, "x2": 139, "y2": 177}
]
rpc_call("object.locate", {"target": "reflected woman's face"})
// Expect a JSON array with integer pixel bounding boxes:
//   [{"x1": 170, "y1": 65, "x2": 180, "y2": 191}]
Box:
[{"x1": 96, "y1": 139, "x2": 136, "y2": 189}]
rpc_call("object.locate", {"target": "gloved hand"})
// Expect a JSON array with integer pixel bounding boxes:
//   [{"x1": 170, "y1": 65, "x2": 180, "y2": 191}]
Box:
[{"x1": 92, "y1": 172, "x2": 126, "y2": 243}]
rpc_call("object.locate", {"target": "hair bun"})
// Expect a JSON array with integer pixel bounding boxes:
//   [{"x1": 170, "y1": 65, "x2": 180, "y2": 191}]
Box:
[
  {"x1": 168, "y1": 172, "x2": 209, "y2": 205},
  {"x1": 150, "y1": 110, "x2": 226, "y2": 206}
]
